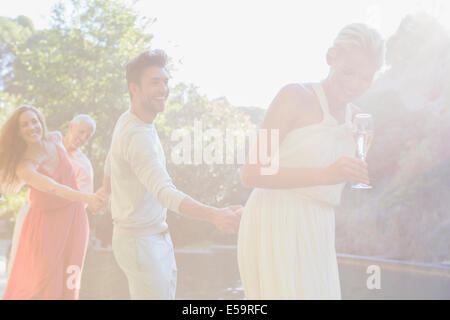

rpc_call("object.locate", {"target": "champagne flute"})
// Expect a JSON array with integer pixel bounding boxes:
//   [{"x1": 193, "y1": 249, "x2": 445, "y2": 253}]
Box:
[{"x1": 351, "y1": 113, "x2": 374, "y2": 189}]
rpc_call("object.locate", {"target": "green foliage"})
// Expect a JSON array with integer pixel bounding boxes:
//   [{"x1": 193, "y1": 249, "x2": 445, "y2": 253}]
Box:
[
  {"x1": 0, "y1": 188, "x2": 27, "y2": 219},
  {"x1": 0, "y1": 92, "x2": 23, "y2": 124},
  {"x1": 2, "y1": 2, "x2": 447, "y2": 259},
  {"x1": 2, "y1": 0, "x2": 154, "y2": 189},
  {"x1": 158, "y1": 84, "x2": 255, "y2": 246},
  {"x1": 160, "y1": 84, "x2": 255, "y2": 206},
  {"x1": 0, "y1": 16, "x2": 34, "y2": 88},
  {"x1": 0, "y1": 1, "x2": 256, "y2": 246}
]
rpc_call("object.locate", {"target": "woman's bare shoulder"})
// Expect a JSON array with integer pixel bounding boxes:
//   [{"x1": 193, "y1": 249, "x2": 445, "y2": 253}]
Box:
[
  {"x1": 265, "y1": 83, "x2": 315, "y2": 117},
  {"x1": 277, "y1": 83, "x2": 315, "y2": 102},
  {"x1": 282, "y1": 82, "x2": 320, "y2": 117},
  {"x1": 269, "y1": 83, "x2": 315, "y2": 116}
]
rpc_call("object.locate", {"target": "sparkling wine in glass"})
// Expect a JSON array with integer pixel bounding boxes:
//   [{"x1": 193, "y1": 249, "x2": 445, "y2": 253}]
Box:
[{"x1": 351, "y1": 113, "x2": 374, "y2": 189}]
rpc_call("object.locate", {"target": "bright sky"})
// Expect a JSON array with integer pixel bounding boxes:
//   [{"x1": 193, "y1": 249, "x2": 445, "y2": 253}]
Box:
[{"x1": 2, "y1": 0, "x2": 450, "y2": 108}]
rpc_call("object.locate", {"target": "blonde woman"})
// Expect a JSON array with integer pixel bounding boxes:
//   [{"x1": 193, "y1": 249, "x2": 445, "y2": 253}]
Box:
[{"x1": 238, "y1": 23, "x2": 384, "y2": 299}]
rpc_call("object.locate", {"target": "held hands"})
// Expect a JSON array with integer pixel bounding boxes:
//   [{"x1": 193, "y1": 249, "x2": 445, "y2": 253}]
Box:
[
  {"x1": 325, "y1": 156, "x2": 370, "y2": 185},
  {"x1": 210, "y1": 205, "x2": 243, "y2": 234},
  {"x1": 87, "y1": 189, "x2": 109, "y2": 214},
  {"x1": 93, "y1": 187, "x2": 111, "y2": 215}
]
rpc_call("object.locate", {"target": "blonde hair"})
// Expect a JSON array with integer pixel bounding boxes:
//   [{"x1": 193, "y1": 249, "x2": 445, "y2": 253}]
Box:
[{"x1": 330, "y1": 23, "x2": 385, "y2": 70}]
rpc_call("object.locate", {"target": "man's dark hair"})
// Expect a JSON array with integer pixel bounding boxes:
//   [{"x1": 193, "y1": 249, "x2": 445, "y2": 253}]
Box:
[{"x1": 125, "y1": 49, "x2": 168, "y2": 97}]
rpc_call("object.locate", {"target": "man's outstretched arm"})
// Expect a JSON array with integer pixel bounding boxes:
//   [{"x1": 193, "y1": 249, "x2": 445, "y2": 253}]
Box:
[{"x1": 127, "y1": 131, "x2": 241, "y2": 233}]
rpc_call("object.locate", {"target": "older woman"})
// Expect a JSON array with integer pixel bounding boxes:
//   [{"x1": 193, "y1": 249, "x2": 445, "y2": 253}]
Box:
[{"x1": 0, "y1": 105, "x2": 103, "y2": 299}]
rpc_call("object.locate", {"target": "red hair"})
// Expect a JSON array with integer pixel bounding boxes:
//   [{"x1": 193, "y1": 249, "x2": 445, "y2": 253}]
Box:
[{"x1": 0, "y1": 105, "x2": 47, "y2": 194}]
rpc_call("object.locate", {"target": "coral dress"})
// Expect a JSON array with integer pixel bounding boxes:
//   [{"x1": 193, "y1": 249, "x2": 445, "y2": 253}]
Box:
[
  {"x1": 237, "y1": 84, "x2": 356, "y2": 299},
  {"x1": 3, "y1": 144, "x2": 89, "y2": 300}
]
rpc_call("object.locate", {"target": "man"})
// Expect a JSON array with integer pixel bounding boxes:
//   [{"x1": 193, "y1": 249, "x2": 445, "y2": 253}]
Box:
[
  {"x1": 99, "y1": 49, "x2": 241, "y2": 300},
  {"x1": 7, "y1": 114, "x2": 96, "y2": 275}
]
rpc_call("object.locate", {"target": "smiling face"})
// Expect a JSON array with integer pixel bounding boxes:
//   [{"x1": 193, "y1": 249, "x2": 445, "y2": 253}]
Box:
[
  {"x1": 130, "y1": 65, "x2": 170, "y2": 115},
  {"x1": 327, "y1": 47, "x2": 379, "y2": 104},
  {"x1": 18, "y1": 110, "x2": 44, "y2": 145},
  {"x1": 65, "y1": 121, "x2": 94, "y2": 152}
]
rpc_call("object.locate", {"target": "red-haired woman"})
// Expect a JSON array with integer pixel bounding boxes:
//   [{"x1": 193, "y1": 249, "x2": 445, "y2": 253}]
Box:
[{"x1": 0, "y1": 105, "x2": 104, "y2": 299}]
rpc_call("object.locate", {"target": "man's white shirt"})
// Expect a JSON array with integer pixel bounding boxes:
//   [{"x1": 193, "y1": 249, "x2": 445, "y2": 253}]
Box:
[{"x1": 106, "y1": 109, "x2": 187, "y2": 236}]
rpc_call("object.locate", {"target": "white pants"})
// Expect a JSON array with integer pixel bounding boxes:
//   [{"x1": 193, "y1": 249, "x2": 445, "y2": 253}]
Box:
[
  {"x1": 7, "y1": 202, "x2": 30, "y2": 276},
  {"x1": 112, "y1": 230, "x2": 177, "y2": 300}
]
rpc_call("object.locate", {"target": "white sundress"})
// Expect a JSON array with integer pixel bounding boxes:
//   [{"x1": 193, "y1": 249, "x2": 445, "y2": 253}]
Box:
[{"x1": 237, "y1": 83, "x2": 357, "y2": 299}]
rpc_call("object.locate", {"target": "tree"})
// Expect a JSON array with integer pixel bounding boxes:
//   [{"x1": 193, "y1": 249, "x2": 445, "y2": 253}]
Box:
[
  {"x1": 159, "y1": 84, "x2": 256, "y2": 246},
  {"x1": 0, "y1": 16, "x2": 34, "y2": 89},
  {"x1": 2, "y1": 0, "x2": 154, "y2": 187},
  {"x1": 0, "y1": 0, "x2": 257, "y2": 247}
]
